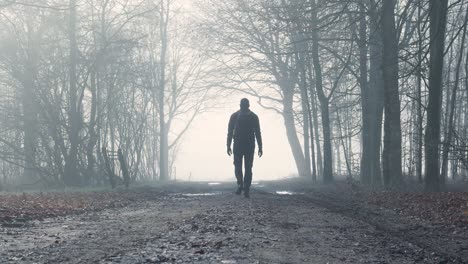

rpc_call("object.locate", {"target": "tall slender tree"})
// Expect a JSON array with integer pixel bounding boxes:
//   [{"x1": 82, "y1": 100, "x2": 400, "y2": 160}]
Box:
[
  {"x1": 310, "y1": 0, "x2": 333, "y2": 183},
  {"x1": 64, "y1": 0, "x2": 81, "y2": 186},
  {"x1": 425, "y1": 0, "x2": 449, "y2": 191},
  {"x1": 381, "y1": 0, "x2": 402, "y2": 186},
  {"x1": 158, "y1": 0, "x2": 169, "y2": 181}
]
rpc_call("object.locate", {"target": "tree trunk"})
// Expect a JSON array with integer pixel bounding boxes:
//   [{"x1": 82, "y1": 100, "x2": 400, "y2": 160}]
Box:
[
  {"x1": 333, "y1": 121, "x2": 339, "y2": 175},
  {"x1": 425, "y1": 0, "x2": 449, "y2": 192},
  {"x1": 308, "y1": 68, "x2": 323, "y2": 177},
  {"x1": 358, "y1": 2, "x2": 371, "y2": 184},
  {"x1": 305, "y1": 74, "x2": 317, "y2": 182},
  {"x1": 301, "y1": 82, "x2": 312, "y2": 178},
  {"x1": 415, "y1": 2, "x2": 424, "y2": 183},
  {"x1": 337, "y1": 114, "x2": 352, "y2": 179},
  {"x1": 22, "y1": 38, "x2": 38, "y2": 183},
  {"x1": 381, "y1": 0, "x2": 402, "y2": 187},
  {"x1": 318, "y1": 96, "x2": 333, "y2": 183},
  {"x1": 360, "y1": 0, "x2": 384, "y2": 185},
  {"x1": 308, "y1": 102, "x2": 317, "y2": 182},
  {"x1": 296, "y1": 38, "x2": 312, "y2": 178},
  {"x1": 440, "y1": 8, "x2": 467, "y2": 183},
  {"x1": 463, "y1": 53, "x2": 468, "y2": 181},
  {"x1": 463, "y1": 101, "x2": 468, "y2": 180},
  {"x1": 310, "y1": 0, "x2": 333, "y2": 183},
  {"x1": 305, "y1": 59, "x2": 318, "y2": 182},
  {"x1": 282, "y1": 91, "x2": 308, "y2": 177},
  {"x1": 85, "y1": 69, "x2": 98, "y2": 184},
  {"x1": 64, "y1": 0, "x2": 81, "y2": 186},
  {"x1": 159, "y1": 0, "x2": 169, "y2": 181}
]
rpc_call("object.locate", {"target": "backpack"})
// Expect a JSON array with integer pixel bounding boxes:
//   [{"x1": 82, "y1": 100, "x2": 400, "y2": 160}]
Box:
[{"x1": 234, "y1": 111, "x2": 254, "y2": 138}]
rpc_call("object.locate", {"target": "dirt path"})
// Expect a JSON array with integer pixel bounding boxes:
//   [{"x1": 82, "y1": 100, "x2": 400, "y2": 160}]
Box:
[{"x1": 0, "y1": 183, "x2": 464, "y2": 263}]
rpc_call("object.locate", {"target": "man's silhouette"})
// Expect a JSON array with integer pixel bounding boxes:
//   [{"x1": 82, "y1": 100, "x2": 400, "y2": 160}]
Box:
[{"x1": 227, "y1": 98, "x2": 263, "y2": 198}]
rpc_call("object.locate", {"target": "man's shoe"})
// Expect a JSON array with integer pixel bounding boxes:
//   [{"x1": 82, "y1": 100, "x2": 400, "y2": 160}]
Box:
[
  {"x1": 235, "y1": 185, "x2": 243, "y2": 195},
  {"x1": 244, "y1": 188, "x2": 250, "y2": 198}
]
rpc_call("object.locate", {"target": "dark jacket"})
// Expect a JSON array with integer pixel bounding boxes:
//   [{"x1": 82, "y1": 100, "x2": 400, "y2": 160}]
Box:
[{"x1": 227, "y1": 110, "x2": 262, "y2": 153}]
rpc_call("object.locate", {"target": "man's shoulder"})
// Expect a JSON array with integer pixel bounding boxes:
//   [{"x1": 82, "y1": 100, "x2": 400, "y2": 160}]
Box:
[
  {"x1": 249, "y1": 111, "x2": 259, "y2": 119},
  {"x1": 230, "y1": 110, "x2": 258, "y2": 119}
]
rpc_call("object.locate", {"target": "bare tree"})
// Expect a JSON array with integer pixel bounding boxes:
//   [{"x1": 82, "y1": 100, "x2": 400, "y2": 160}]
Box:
[
  {"x1": 381, "y1": 0, "x2": 402, "y2": 186},
  {"x1": 63, "y1": 0, "x2": 81, "y2": 186},
  {"x1": 440, "y1": 6, "x2": 468, "y2": 184},
  {"x1": 425, "y1": 0, "x2": 449, "y2": 191}
]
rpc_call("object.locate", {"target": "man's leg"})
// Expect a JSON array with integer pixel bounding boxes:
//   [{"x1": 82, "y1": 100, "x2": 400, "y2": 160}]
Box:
[
  {"x1": 233, "y1": 152, "x2": 244, "y2": 194},
  {"x1": 243, "y1": 151, "x2": 255, "y2": 197}
]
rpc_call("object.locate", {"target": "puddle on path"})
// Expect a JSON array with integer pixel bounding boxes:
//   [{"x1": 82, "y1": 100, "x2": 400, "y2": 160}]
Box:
[
  {"x1": 208, "y1": 182, "x2": 221, "y2": 186},
  {"x1": 181, "y1": 192, "x2": 222, "y2": 197},
  {"x1": 275, "y1": 191, "x2": 304, "y2": 195},
  {"x1": 251, "y1": 182, "x2": 265, "y2": 188}
]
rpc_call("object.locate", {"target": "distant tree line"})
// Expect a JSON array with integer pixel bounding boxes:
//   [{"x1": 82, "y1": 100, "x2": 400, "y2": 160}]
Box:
[
  {"x1": 0, "y1": 0, "x2": 213, "y2": 188},
  {"x1": 197, "y1": 0, "x2": 468, "y2": 191},
  {"x1": 1, "y1": 0, "x2": 467, "y2": 192}
]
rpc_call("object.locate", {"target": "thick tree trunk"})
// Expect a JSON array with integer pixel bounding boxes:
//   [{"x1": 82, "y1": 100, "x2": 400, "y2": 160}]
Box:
[
  {"x1": 282, "y1": 91, "x2": 308, "y2": 177},
  {"x1": 311, "y1": 0, "x2": 333, "y2": 183},
  {"x1": 425, "y1": 0, "x2": 449, "y2": 192},
  {"x1": 381, "y1": 0, "x2": 402, "y2": 187},
  {"x1": 358, "y1": 1, "x2": 384, "y2": 185}
]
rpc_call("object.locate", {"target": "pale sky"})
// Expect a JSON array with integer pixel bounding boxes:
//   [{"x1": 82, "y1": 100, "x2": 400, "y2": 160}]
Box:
[
  {"x1": 172, "y1": 1, "x2": 297, "y2": 182},
  {"x1": 175, "y1": 98, "x2": 297, "y2": 182}
]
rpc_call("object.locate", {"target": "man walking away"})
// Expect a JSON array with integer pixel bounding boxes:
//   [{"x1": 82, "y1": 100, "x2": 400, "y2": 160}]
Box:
[{"x1": 227, "y1": 98, "x2": 263, "y2": 198}]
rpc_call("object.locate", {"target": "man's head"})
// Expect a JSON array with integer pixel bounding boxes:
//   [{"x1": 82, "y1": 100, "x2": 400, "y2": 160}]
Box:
[{"x1": 240, "y1": 98, "x2": 250, "y2": 110}]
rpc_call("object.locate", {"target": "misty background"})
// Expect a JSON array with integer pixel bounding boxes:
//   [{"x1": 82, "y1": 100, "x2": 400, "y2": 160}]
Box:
[
  {"x1": 177, "y1": 99, "x2": 296, "y2": 182},
  {"x1": 0, "y1": 0, "x2": 467, "y2": 192},
  {"x1": 173, "y1": 1, "x2": 296, "y2": 182}
]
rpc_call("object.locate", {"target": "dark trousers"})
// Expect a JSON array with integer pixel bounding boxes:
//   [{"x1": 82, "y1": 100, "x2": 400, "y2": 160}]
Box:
[{"x1": 233, "y1": 150, "x2": 254, "y2": 189}]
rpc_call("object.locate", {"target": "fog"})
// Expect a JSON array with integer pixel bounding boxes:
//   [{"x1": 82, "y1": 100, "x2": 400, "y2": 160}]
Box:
[
  {"x1": 173, "y1": 1, "x2": 296, "y2": 182},
  {"x1": 2, "y1": 1, "x2": 468, "y2": 262},
  {"x1": 0, "y1": 0, "x2": 467, "y2": 192},
  {"x1": 176, "y1": 99, "x2": 296, "y2": 182}
]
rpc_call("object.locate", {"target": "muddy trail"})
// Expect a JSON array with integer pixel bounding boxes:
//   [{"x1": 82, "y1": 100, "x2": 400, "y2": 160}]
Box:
[{"x1": 1, "y1": 182, "x2": 467, "y2": 264}]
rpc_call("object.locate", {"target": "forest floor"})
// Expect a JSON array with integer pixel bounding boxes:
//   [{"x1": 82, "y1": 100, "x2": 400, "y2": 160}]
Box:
[{"x1": 1, "y1": 180, "x2": 468, "y2": 263}]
